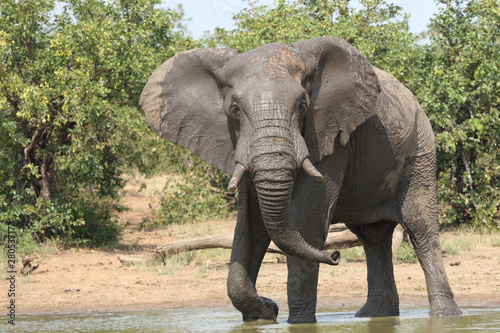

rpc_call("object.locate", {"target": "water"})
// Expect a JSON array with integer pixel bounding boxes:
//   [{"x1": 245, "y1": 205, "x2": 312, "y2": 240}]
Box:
[{"x1": 4, "y1": 307, "x2": 500, "y2": 332}]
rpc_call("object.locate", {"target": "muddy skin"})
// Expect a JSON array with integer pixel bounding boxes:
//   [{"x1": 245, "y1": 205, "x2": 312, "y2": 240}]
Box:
[{"x1": 140, "y1": 36, "x2": 461, "y2": 323}]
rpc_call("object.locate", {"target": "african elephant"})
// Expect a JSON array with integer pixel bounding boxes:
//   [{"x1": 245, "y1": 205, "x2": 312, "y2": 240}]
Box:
[{"x1": 139, "y1": 37, "x2": 461, "y2": 323}]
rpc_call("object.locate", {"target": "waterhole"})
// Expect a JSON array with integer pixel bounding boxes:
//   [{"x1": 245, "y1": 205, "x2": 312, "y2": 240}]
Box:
[{"x1": 6, "y1": 306, "x2": 500, "y2": 332}]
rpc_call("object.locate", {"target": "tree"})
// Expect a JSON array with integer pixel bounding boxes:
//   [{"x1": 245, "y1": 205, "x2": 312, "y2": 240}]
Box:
[
  {"x1": 207, "y1": 0, "x2": 500, "y2": 229},
  {"x1": 0, "y1": 0, "x2": 200, "y2": 246},
  {"x1": 208, "y1": 0, "x2": 416, "y2": 81},
  {"x1": 409, "y1": 0, "x2": 500, "y2": 228}
]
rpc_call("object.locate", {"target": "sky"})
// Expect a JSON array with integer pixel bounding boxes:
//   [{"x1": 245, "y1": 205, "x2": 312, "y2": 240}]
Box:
[{"x1": 160, "y1": 0, "x2": 441, "y2": 39}]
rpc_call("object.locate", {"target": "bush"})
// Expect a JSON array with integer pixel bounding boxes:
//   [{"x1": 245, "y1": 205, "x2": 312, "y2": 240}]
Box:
[
  {"x1": 0, "y1": 188, "x2": 122, "y2": 249},
  {"x1": 407, "y1": 0, "x2": 500, "y2": 229},
  {"x1": 142, "y1": 159, "x2": 236, "y2": 228},
  {"x1": 0, "y1": 0, "x2": 199, "y2": 247},
  {"x1": 63, "y1": 194, "x2": 123, "y2": 248},
  {"x1": 209, "y1": 0, "x2": 500, "y2": 229},
  {"x1": 394, "y1": 241, "x2": 418, "y2": 264}
]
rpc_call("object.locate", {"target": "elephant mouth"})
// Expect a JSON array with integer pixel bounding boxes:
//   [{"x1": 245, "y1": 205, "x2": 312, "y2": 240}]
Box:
[
  {"x1": 230, "y1": 161, "x2": 335, "y2": 266},
  {"x1": 227, "y1": 158, "x2": 322, "y2": 193},
  {"x1": 226, "y1": 119, "x2": 330, "y2": 265}
]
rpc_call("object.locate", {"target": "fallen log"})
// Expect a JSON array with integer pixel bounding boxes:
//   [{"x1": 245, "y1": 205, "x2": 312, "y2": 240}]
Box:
[
  {"x1": 154, "y1": 228, "x2": 361, "y2": 261},
  {"x1": 117, "y1": 256, "x2": 150, "y2": 265},
  {"x1": 323, "y1": 229, "x2": 362, "y2": 249},
  {"x1": 154, "y1": 234, "x2": 233, "y2": 261}
]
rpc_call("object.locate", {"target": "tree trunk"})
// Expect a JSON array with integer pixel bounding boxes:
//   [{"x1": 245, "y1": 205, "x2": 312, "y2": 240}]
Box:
[
  {"x1": 39, "y1": 152, "x2": 55, "y2": 200},
  {"x1": 154, "y1": 227, "x2": 360, "y2": 261}
]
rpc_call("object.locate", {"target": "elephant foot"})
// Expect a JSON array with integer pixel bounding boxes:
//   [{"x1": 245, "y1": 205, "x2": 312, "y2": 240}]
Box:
[
  {"x1": 355, "y1": 299, "x2": 399, "y2": 318},
  {"x1": 242, "y1": 297, "x2": 279, "y2": 322},
  {"x1": 287, "y1": 304, "x2": 317, "y2": 324},
  {"x1": 287, "y1": 315, "x2": 317, "y2": 324},
  {"x1": 261, "y1": 297, "x2": 279, "y2": 317},
  {"x1": 429, "y1": 295, "x2": 461, "y2": 316}
]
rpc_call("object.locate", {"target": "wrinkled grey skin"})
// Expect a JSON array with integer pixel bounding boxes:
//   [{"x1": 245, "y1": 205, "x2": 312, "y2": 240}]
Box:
[{"x1": 140, "y1": 37, "x2": 461, "y2": 323}]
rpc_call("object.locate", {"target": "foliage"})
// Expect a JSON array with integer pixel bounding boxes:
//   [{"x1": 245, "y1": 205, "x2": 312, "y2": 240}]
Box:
[
  {"x1": 67, "y1": 192, "x2": 124, "y2": 247},
  {"x1": 207, "y1": 0, "x2": 416, "y2": 81},
  {"x1": 0, "y1": 0, "x2": 200, "y2": 247},
  {"x1": 408, "y1": 0, "x2": 500, "y2": 229},
  {"x1": 339, "y1": 245, "x2": 365, "y2": 262},
  {"x1": 394, "y1": 241, "x2": 418, "y2": 264},
  {"x1": 142, "y1": 156, "x2": 236, "y2": 228},
  {"x1": 2, "y1": 0, "x2": 498, "y2": 252},
  {"x1": 490, "y1": 237, "x2": 500, "y2": 247},
  {"x1": 440, "y1": 236, "x2": 475, "y2": 255},
  {"x1": 209, "y1": 0, "x2": 500, "y2": 229}
]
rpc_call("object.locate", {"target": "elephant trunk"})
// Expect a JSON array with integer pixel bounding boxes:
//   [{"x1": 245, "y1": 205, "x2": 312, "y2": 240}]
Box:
[
  {"x1": 254, "y1": 172, "x2": 339, "y2": 266},
  {"x1": 246, "y1": 110, "x2": 336, "y2": 265}
]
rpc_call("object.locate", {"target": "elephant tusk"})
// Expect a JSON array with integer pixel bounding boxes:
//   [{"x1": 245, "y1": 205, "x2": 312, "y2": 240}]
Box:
[
  {"x1": 227, "y1": 163, "x2": 246, "y2": 192},
  {"x1": 302, "y1": 158, "x2": 323, "y2": 181}
]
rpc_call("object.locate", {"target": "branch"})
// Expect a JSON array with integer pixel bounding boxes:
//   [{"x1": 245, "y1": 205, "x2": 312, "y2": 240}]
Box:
[
  {"x1": 92, "y1": 67, "x2": 111, "y2": 81},
  {"x1": 460, "y1": 153, "x2": 476, "y2": 209},
  {"x1": 154, "y1": 229, "x2": 361, "y2": 261},
  {"x1": 23, "y1": 124, "x2": 45, "y2": 164},
  {"x1": 449, "y1": 121, "x2": 487, "y2": 226},
  {"x1": 53, "y1": 98, "x2": 66, "y2": 109},
  {"x1": 117, "y1": 256, "x2": 149, "y2": 265},
  {"x1": 41, "y1": 151, "x2": 55, "y2": 179},
  {"x1": 460, "y1": 153, "x2": 487, "y2": 226},
  {"x1": 0, "y1": 77, "x2": 19, "y2": 112},
  {"x1": 25, "y1": 36, "x2": 33, "y2": 63},
  {"x1": 66, "y1": 57, "x2": 73, "y2": 70},
  {"x1": 103, "y1": 74, "x2": 114, "y2": 85},
  {"x1": 360, "y1": 0, "x2": 382, "y2": 35}
]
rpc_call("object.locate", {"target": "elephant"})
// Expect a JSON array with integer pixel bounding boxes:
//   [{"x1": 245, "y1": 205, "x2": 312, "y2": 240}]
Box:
[{"x1": 139, "y1": 36, "x2": 461, "y2": 323}]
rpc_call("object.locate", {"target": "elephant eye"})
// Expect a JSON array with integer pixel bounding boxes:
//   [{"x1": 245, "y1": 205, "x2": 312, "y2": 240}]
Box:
[
  {"x1": 231, "y1": 103, "x2": 240, "y2": 116},
  {"x1": 299, "y1": 99, "x2": 308, "y2": 114},
  {"x1": 231, "y1": 103, "x2": 240, "y2": 113}
]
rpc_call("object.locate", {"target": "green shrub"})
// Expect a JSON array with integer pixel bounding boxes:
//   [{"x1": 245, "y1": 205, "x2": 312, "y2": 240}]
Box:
[
  {"x1": 142, "y1": 160, "x2": 237, "y2": 227},
  {"x1": 340, "y1": 246, "x2": 365, "y2": 262},
  {"x1": 66, "y1": 194, "x2": 123, "y2": 248},
  {"x1": 394, "y1": 241, "x2": 418, "y2": 264},
  {"x1": 490, "y1": 237, "x2": 500, "y2": 247},
  {"x1": 0, "y1": 188, "x2": 122, "y2": 250},
  {"x1": 0, "y1": 0, "x2": 198, "y2": 248},
  {"x1": 441, "y1": 237, "x2": 475, "y2": 256}
]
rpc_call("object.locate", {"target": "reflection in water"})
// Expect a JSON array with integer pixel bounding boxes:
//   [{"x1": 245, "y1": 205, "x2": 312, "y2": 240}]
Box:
[
  {"x1": 287, "y1": 323, "x2": 318, "y2": 333},
  {"x1": 425, "y1": 314, "x2": 462, "y2": 332},
  {"x1": 367, "y1": 316, "x2": 398, "y2": 333},
  {"x1": 6, "y1": 306, "x2": 500, "y2": 333},
  {"x1": 229, "y1": 319, "x2": 280, "y2": 333}
]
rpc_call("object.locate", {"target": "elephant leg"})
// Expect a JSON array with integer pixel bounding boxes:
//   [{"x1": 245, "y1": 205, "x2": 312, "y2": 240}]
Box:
[
  {"x1": 400, "y1": 189, "x2": 461, "y2": 316},
  {"x1": 227, "y1": 222, "x2": 277, "y2": 321},
  {"x1": 286, "y1": 208, "x2": 325, "y2": 323},
  {"x1": 346, "y1": 220, "x2": 400, "y2": 317},
  {"x1": 286, "y1": 248, "x2": 322, "y2": 323},
  {"x1": 285, "y1": 146, "x2": 348, "y2": 323},
  {"x1": 227, "y1": 180, "x2": 278, "y2": 321},
  {"x1": 286, "y1": 178, "x2": 337, "y2": 323}
]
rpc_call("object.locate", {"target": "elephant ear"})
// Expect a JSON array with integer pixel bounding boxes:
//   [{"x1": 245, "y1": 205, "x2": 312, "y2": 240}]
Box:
[
  {"x1": 292, "y1": 37, "x2": 381, "y2": 163},
  {"x1": 139, "y1": 48, "x2": 238, "y2": 175}
]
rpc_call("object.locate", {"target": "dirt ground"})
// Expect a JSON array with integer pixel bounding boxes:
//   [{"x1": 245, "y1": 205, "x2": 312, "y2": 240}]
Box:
[{"x1": 4, "y1": 174, "x2": 500, "y2": 315}]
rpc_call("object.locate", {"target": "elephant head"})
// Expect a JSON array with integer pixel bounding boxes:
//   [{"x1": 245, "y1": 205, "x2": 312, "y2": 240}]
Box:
[{"x1": 139, "y1": 37, "x2": 380, "y2": 265}]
